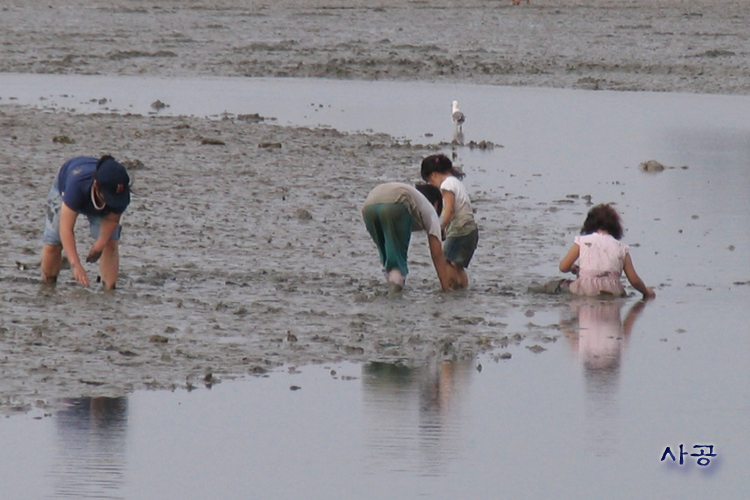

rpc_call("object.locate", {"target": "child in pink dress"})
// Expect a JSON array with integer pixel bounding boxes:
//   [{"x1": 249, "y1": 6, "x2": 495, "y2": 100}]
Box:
[{"x1": 558, "y1": 204, "x2": 655, "y2": 299}]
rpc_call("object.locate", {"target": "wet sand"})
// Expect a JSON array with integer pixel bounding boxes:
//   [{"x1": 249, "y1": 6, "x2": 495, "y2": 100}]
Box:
[
  {"x1": 2, "y1": 0, "x2": 749, "y2": 94},
  {"x1": 2, "y1": 103, "x2": 534, "y2": 411},
  {"x1": 1, "y1": 0, "x2": 748, "y2": 412}
]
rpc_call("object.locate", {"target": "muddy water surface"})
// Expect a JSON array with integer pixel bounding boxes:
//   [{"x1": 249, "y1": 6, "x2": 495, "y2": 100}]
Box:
[{"x1": 1, "y1": 77, "x2": 749, "y2": 498}]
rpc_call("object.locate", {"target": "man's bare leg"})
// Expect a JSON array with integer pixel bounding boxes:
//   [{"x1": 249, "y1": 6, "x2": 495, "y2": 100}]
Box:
[
  {"x1": 99, "y1": 240, "x2": 119, "y2": 290},
  {"x1": 41, "y1": 244, "x2": 63, "y2": 284}
]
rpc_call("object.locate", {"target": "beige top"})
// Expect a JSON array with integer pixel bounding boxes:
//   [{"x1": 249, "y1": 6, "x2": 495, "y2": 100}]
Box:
[{"x1": 363, "y1": 183, "x2": 442, "y2": 240}]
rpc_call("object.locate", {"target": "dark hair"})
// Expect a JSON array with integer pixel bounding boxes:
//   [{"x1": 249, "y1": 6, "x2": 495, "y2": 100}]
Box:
[
  {"x1": 415, "y1": 183, "x2": 443, "y2": 216},
  {"x1": 581, "y1": 204, "x2": 623, "y2": 240},
  {"x1": 420, "y1": 154, "x2": 465, "y2": 181}
]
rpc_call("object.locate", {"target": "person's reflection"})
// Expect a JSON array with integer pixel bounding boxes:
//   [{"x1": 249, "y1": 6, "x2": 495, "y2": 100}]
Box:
[
  {"x1": 361, "y1": 357, "x2": 473, "y2": 476},
  {"x1": 50, "y1": 397, "x2": 128, "y2": 499},
  {"x1": 452, "y1": 129, "x2": 465, "y2": 146},
  {"x1": 562, "y1": 298, "x2": 649, "y2": 455}
]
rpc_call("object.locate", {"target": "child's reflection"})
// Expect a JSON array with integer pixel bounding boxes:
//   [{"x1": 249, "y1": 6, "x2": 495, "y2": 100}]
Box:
[
  {"x1": 563, "y1": 298, "x2": 647, "y2": 376},
  {"x1": 361, "y1": 357, "x2": 473, "y2": 475},
  {"x1": 562, "y1": 298, "x2": 649, "y2": 454}
]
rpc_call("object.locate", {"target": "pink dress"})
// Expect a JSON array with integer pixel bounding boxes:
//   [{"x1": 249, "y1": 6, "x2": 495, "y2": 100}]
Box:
[{"x1": 569, "y1": 232, "x2": 629, "y2": 297}]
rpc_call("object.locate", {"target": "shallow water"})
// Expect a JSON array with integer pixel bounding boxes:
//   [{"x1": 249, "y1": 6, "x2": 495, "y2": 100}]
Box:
[
  {"x1": 1, "y1": 75, "x2": 749, "y2": 498},
  {"x1": 2, "y1": 343, "x2": 748, "y2": 499}
]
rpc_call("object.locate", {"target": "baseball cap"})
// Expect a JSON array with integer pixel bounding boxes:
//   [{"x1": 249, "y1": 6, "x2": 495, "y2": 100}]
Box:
[{"x1": 95, "y1": 156, "x2": 131, "y2": 213}]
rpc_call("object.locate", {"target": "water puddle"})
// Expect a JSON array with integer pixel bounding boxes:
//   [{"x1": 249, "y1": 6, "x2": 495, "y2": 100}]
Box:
[{"x1": 2, "y1": 338, "x2": 745, "y2": 499}]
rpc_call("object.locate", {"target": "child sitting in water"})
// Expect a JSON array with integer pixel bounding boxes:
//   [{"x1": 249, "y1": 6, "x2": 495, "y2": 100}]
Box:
[
  {"x1": 420, "y1": 154, "x2": 478, "y2": 289},
  {"x1": 538, "y1": 204, "x2": 655, "y2": 299}
]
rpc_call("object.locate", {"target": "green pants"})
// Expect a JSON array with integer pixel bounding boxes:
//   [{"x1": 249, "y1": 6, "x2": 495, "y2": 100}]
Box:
[{"x1": 363, "y1": 203, "x2": 413, "y2": 276}]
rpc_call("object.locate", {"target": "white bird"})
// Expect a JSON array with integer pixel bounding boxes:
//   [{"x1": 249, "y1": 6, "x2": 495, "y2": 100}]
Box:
[{"x1": 452, "y1": 100, "x2": 465, "y2": 133}]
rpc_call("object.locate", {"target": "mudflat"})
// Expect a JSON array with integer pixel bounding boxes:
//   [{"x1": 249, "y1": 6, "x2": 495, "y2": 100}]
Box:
[{"x1": 1, "y1": 0, "x2": 749, "y2": 94}]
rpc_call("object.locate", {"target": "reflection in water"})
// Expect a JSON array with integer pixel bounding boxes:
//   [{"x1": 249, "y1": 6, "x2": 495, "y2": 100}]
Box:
[
  {"x1": 49, "y1": 397, "x2": 128, "y2": 500},
  {"x1": 361, "y1": 358, "x2": 474, "y2": 476},
  {"x1": 562, "y1": 298, "x2": 648, "y2": 456},
  {"x1": 452, "y1": 129, "x2": 465, "y2": 146}
]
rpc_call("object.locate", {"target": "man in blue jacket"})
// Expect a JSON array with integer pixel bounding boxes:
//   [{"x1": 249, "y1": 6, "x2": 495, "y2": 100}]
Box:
[{"x1": 41, "y1": 155, "x2": 131, "y2": 290}]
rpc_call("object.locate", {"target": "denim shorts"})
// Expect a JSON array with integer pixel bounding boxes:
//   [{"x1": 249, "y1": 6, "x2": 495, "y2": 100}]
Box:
[
  {"x1": 443, "y1": 228, "x2": 478, "y2": 268},
  {"x1": 42, "y1": 184, "x2": 122, "y2": 246}
]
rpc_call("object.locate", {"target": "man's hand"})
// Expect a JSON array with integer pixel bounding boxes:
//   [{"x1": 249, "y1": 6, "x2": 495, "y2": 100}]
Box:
[
  {"x1": 86, "y1": 248, "x2": 103, "y2": 263},
  {"x1": 71, "y1": 262, "x2": 91, "y2": 286}
]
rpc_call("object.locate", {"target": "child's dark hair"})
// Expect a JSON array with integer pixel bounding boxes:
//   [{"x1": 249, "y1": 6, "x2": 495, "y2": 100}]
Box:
[
  {"x1": 581, "y1": 204, "x2": 623, "y2": 240},
  {"x1": 420, "y1": 154, "x2": 465, "y2": 181},
  {"x1": 415, "y1": 183, "x2": 443, "y2": 216}
]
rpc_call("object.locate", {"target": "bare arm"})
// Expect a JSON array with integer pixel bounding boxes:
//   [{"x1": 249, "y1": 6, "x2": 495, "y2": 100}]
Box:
[
  {"x1": 440, "y1": 189, "x2": 456, "y2": 231},
  {"x1": 428, "y1": 234, "x2": 456, "y2": 291},
  {"x1": 559, "y1": 243, "x2": 580, "y2": 274},
  {"x1": 59, "y1": 203, "x2": 90, "y2": 286},
  {"x1": 622, "y1": 300, "x2": 648, "y2": 338},
  {"x1": 623, "y1": 253, "x2": 656, "y2": 299}
]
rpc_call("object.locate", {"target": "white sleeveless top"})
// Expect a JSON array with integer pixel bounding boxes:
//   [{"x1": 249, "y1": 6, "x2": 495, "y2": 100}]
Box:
[{"x1": 569, "y1": 232, "x2": 629, "y2": 296}]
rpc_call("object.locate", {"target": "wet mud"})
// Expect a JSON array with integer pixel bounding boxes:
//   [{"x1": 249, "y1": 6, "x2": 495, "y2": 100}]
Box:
[
  {"x1": 1, "y1": 104, "x2": 576, "y2": 412},
  {"x1": 1, "y1": 0, "x2": 749, "y2": 95}
]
